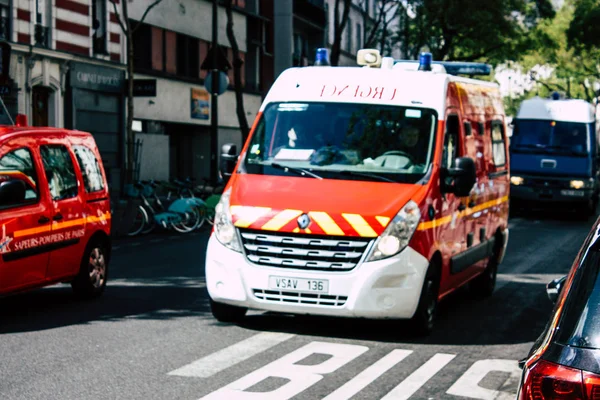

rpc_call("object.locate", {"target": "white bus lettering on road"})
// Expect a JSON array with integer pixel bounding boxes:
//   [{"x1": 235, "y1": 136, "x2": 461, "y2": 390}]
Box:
[
  {"x1": 446, "y1": 359, "x2": 521, "y2": 400},
  {"x1": 168, "y1": 332, "x2": 295, "y2": 378},
  {"x1": 199, "y1": 341, "x2": 368, "y2": 400}
]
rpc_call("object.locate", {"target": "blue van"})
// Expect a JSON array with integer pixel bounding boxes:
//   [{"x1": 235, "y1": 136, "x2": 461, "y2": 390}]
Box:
[{"x1": 510, "y1": 96, "x2": 600, "y2": 217}]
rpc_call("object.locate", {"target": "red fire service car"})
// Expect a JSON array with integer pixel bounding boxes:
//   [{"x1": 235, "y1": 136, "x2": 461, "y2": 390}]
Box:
[
  {"x1": 0, "y1": 115, "x2": 111, "y2": 299},
  {"x1": 206, "y1": 49, "x2": 510, "y2": 335}
]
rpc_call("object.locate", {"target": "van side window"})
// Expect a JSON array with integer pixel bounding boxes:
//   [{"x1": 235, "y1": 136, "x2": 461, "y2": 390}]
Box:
[
  {"x1": 0, "y1": 148, "x2": 39, "y2": 206},
  {"x1": 40, "y1": 145, "x2": 79, "y2": 201},
  {"x1": 73, "y1": 145, "x2": 104, "y2": 193},
  {"x1": 491, "y1": 121, "x2": 506, "y2": 167},
  {"x1": 443, "y1": 115, "x2": 460, "y2": 169}
]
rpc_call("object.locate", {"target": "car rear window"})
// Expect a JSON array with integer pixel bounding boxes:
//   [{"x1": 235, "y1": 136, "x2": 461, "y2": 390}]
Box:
[{"x1": 556, "y1": 243, "x2": 600, "y2": 349}]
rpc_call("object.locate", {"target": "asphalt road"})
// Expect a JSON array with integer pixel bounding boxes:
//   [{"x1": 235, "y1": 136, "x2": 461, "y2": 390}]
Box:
[{"x1": 0, "y1": 210, "x2": 595, "y2": 400}]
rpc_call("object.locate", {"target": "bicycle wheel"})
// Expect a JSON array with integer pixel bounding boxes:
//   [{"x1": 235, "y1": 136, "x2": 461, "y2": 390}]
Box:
[
  {"x1": 141, "y1": 205, "x2": 156, "y2": 235},
  {"x1": 127, "y1": 205, "x2": 148, "y2": 237},
  {"x1": 195, "y1": 205, "x2": 208, "y2": 230},
  {"x1": 171, "y1": 209, "x2": 201, "y2": 233}
]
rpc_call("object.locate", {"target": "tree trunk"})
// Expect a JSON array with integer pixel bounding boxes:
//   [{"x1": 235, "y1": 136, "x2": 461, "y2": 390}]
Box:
[
  {"x1": 330, "y1": 0, "x2": 352, "y2": 66},
  {"x1": 225, "y1": 0, "x2": 250, "y2": 143}
]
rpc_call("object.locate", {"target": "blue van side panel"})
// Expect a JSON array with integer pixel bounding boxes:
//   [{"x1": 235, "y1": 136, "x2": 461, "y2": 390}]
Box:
[{"x1": 510, "y1": 153, "x2": 592, "y2": 178}]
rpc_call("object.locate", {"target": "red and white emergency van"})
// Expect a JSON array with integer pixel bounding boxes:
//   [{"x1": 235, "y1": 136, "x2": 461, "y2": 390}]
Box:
[
  {"x1": 206, "y1": 49, "x2": 510, "y2": 334},
  {"x1": 0, "y1": 115, "x2": 111, "y2": 299}
]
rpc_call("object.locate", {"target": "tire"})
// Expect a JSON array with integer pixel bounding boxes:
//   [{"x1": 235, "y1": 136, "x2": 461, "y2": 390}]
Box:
[
  {"x1": 470, "y1": 241, "x2": 500, "y2": 298},
  {"x1": 127, "y1": 205, "x2": 147, "y2": 237},
  {"x1": 71, "y1": 239, "x2": 109, "y2": 299},
  {"x1": 210, "y1": 298, "x2": 247, "y2": 323},
  {"x1": 409, "y1": 263, "x2": 440, "y2": 336}
]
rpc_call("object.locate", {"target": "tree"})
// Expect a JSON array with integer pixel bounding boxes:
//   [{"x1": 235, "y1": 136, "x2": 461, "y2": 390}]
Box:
[
  {"x1": 224, "y1": 0, "x2": 250, "y2": 143},
  {"x1": 495, "y1": 0, "x2": 600, "y2": 116},
  {"x1": 330, "y1": 0, "x2": 352, "y2": 66},
  {"x1": 109, "y1": 0, "x2": 164, "y2": 184},
  {"x1": 357, "y1": 0, "x2": 398, "y2": 51},
  {"x1": 394, "y1": 0, "x2": 555, "y2": 63},
  {"x1": 567, "y1": 0, "x2": 600, "y2": 50}
]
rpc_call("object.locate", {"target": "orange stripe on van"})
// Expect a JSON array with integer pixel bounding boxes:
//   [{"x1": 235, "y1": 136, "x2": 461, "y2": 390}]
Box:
[{"x1": 417, "y1": 196, "x2": 508, "y2": 231}]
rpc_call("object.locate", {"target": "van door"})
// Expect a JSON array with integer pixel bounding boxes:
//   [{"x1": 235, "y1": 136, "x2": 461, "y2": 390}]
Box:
[
  {"x1": 0, "y1": 140, "x2": 52, "y2": 293},
  {"x1": 488, "y1": 119, "x2": 509, "y2": 232},
  {"x1": 39, "y1": 142, "x2": 86, "y2": 281},
  {"x1": 440, "y1": 115, "x2": 467, "y2": 276}
]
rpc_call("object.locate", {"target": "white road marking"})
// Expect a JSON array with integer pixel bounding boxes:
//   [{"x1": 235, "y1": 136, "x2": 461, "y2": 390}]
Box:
[
  {"x1": 322, "y1": 349, "x2": 413, "y2": 400},
  {"x1": 446, "y1": 359, "x2": 521, "y2": 400},
  {"x1": 168, "y1": 332, "x2": 295, "y2": 378},
  {"x1": 199, "y1": 341, "x2": 368, "y2": 400},
  {"x1": 381, "y1": 353, "x2": 456, "y2": 400}
]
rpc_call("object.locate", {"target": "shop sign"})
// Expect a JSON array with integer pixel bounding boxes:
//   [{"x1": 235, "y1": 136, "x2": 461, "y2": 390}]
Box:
[
  {"x1": 191, "y1": 88, "x2": 209, "y2": 120},
  {"x1": 70, "y1": 62, "x2": 124, "y2": 93}
]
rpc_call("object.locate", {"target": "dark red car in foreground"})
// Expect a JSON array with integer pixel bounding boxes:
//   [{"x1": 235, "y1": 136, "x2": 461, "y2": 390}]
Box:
[{"x1": 517, "y1": 217, "x2": 600, "y2": 399}]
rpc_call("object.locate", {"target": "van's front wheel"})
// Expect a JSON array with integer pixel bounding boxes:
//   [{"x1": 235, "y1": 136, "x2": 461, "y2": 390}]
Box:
[{"x1": 409, "y1": 265, "x2": 439, "y2": 336}]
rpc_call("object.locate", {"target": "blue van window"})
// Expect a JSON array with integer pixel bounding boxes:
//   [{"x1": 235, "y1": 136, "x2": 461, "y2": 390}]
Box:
[{"x1": 512, "y1": 119, "x2": 589, "y2": 155}]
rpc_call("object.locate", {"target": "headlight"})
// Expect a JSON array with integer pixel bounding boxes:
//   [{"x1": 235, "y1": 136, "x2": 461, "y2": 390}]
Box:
[
  {"x1": 367, "y1": 200, "x2": 421, "y2": 262},
  {"x1": 511, "y1": 176, "x2": 524, "y2": 186},
  {"x1": 570, "y1": 179, "x2": 594, "y2": 189},
  {"x1": 214, "y1": 188, "x2": 242, "y2": 252}
]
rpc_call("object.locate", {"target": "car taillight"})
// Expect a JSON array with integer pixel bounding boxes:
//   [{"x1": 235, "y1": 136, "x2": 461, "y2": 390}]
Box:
[
  {"x1": 584, "y1": 372, "x2": 600, "y2": 400},
  {"x1": 521, "y1": 360, "x2": 584, "y2": 399}
]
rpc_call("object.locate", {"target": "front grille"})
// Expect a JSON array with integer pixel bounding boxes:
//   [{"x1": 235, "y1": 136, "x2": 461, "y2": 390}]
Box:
[
  {"x1": 239, "y1": 229, "x2": 372, "y2": 271},
  {"x1": 253, "y1": 289, "x2": 348, "y2": 307},
  {"x1": 528, "y1": 178, "x2": 567, "y2": 189}
]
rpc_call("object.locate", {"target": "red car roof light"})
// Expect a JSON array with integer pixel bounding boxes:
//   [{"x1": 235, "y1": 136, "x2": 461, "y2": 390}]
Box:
[
  {"x1": 583, "y1": 371, "x2": 600, "y2": 400},
  {"x1": 521, "y1": 360, "x2": 584, "y2": 399}
]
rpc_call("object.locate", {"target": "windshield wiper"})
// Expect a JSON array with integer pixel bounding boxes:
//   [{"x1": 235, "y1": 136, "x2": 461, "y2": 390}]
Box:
[
  {"x1": 336, "y1": 170, "x2": 398, "y2": 183},
  {"x1": 270, "y1": 162, "x2": 323, "y2": 179}
]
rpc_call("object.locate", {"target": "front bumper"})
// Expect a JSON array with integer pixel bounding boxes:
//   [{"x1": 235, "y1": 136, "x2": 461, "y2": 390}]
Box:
[
  {"x1": 511, "y1": 183, "x2": 594, "y2": 203},
  {"x1": 205, "y1": 234, "x2": 430, "y2": 319}
]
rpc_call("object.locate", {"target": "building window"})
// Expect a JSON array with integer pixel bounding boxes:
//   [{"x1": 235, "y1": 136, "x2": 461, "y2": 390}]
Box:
[
  {"x1": 324, "y1": 2, "x2": 329, "y2": 46},
  {"x1": 0, "y1": 0, "x2": 9, "y2": 42},
  {"x1": 92, "y1": 0, "x2": 108, "y2": 55},
  {"x1": 34, "y1": 0, "x2": 51, "y2": 48},
  {"x1": 356, "y1": 23, "x2": 361, "y2": 50},
  {"x1": 177, "y1": 35, "x2": 199, "y2": 79},
  {"x1": 346, "y1": 20, "x2": 352, "y2": 52}
]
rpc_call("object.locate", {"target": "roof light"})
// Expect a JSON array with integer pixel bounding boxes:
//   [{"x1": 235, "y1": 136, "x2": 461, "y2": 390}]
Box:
[
  {"x1": 394, "y1": 58, "x2": 492, "y2": 76},
  {"x1": 418, "y1": 52, "x2": 432, "y2": 71},
  {"x1": 357, "y1": 48, "x2": 382, "y2": 67},
  {"x1": 314, "y1": 48, "x2": 330, "y2": 66}
]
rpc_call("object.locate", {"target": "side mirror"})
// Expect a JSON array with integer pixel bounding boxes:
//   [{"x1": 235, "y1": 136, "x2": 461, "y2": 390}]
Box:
[
  {"x1": 444, "y1": 157, "x2": 476, "y2": 197},
  {"x1": 546, "y1": 275, "x2": 567, "y2": 304},
  {"x1": 0, "y1": 179, "x2": 26, "y2": 207},
  {"x1": 220, "y1": 143, "x2": 238, "y2": 179}
]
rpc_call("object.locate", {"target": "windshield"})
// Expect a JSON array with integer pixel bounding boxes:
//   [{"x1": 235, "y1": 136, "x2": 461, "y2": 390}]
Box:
[
  {"x1": 243, "y1": 102, "x2": 437, "y2": 183},
  {"x1": 511, "y1": 119, "x2": 591, "y2": 155}
]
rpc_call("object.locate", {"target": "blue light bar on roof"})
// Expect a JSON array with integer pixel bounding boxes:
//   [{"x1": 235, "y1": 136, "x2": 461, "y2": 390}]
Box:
[{"x1": 394, "y1": 59, "x2": 492, "y2": 76}]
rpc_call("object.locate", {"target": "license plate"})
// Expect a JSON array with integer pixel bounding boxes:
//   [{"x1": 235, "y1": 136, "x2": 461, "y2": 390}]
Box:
[
  {"x1": 269, "y1": 276, "x2": 329, "y2": 293},
  {"x1": 561, "y1": 189, "x2": 585, "y2": 197}
]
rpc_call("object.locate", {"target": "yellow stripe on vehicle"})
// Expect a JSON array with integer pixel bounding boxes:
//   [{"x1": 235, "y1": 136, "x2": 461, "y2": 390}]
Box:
[
  {"x1": 417, "y1": 196, "x2": 508, "y2": 231},
  {"x1": 376, "y1": 216, "x2": 391, "y2": 228},
  {"x1": 342, "y1": 213, "x2": 377, "y2": 237},
  {"x1": 231, "y1": 205, "x2": 272, "y2": 228},
  {"x1": 309, "y1": 211, "x2": 345, "y2": 236},
  {"x1": 14, "y1": 212, "x2": 112, "y2": 238},
  {"x1": 261, "y1": 209, "x2": 303, "y2": 231}
]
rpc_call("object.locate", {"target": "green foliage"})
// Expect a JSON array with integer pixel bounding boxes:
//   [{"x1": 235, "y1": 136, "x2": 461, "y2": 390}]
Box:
[
  {"x1": 508, "y1": 0, "x2": 600, "y2": 106},
  {"x1": 567, "y1": 0, "x2": 600, "y2": 50},
  {"x1": 395, "y1": 0, "x2": 555, "y2": 64}
]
